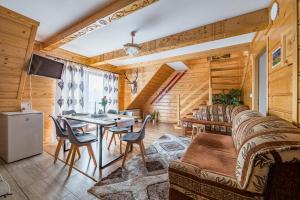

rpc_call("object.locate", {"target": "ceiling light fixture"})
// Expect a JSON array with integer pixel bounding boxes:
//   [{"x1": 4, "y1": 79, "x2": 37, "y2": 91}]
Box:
[{"x1": 124, "y1": 31, "x2": 141, "y2": 56}]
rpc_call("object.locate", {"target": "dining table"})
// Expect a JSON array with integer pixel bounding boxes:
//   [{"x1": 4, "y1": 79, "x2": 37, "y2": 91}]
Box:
[{"x1": 64, "y1": 113, "x2": 135, "y2": 169}]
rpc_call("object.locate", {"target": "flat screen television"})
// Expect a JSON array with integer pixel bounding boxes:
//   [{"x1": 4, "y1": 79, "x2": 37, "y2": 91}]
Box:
[{"x1": 28, "y1": 54, "x2": 64, "y2": 79}]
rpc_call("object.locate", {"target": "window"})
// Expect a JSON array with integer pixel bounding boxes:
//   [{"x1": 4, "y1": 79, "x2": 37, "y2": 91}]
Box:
[{"x1": 55, "y1": 60, "x2": 118, "y2": 115}]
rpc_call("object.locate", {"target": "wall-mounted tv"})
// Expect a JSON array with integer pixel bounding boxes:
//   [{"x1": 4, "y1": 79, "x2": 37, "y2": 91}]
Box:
[{"x1": 28, "y1": 54, "x2": 64, "y2": 79}]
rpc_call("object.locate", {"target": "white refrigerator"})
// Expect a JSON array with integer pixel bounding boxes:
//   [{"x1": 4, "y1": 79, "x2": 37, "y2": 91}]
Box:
[{"x1": 0, "y1": 111, "x2": 43, "y2": 163}]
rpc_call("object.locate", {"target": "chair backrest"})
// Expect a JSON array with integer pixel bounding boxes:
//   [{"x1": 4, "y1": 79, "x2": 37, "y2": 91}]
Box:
[
  {"x1": 125, "y1": 111, "x2": 133, "y2": 117},
  {"x1": 49, "y1": 115, "x2": 67, "y2": 138},
  {"x1": 136, "y1": 115, "x2": 151, "y2": 141},
  {"x1": 62, "y1": 110, "x2": 76, "y2": 115},
  {"x1": 61, "y1": 118, "x2": 80, "y2": 145}
]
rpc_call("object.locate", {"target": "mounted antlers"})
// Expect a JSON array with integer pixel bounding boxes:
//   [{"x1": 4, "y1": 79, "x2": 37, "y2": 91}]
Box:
[{"x1": 124, "y1": 69, "x2": 138, "y2": 94}]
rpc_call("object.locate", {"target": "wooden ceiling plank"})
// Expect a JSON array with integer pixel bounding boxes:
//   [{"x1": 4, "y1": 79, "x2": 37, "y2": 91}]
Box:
[
  {"x1": 89, "y1": 8, "x2": 269, "y2": 66},
  {"x1": 43, "y1": 0, "x2": 159, "y2": 50}
]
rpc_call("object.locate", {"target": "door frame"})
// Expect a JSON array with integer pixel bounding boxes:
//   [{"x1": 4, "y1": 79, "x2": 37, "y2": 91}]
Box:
[{"x1": 252, "y1": 45, "x2": 269, "y2": 114}]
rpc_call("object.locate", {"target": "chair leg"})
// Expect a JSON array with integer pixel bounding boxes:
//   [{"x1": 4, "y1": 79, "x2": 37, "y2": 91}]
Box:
[
  {"x1": 119, "y1": 137, "x2": 122, "y2": 154},
  {"x1": 54, "y1": 138, "x2": 64, "y2": 164},
  {"x1": 108, "y1": 134, "x2": 115, "y2": 150},
  {"x1": 139, "y1": 142, "x2": 146, "y2": 167},
  {"x1": 67, "y1": 145, "x2": 77, "y2": 177},
  {"x1": 87, "y1": 144, "x2": 97, "y2": 166},
  {"x1": 113, "y1": 134, "x2": 117, "y2": 145},
  {"x1": 191, "y1": 127, "x2": 195, "y2": 140},
  {"x1": 65, "y1": 144, "x2": 74, "y2": 164},
  {"x1": 75, "y1": 147, "x2": 81, "y2": 159},
  {"x1": 122, "y1": 143, "x2": 130, "y2": 167}
]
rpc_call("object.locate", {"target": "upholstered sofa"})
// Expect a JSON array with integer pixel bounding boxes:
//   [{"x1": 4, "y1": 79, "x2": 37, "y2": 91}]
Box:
[
  {"x1": 169, "y1": 109, "x2": 300, "y2": 199},
  {"x1": 181, "y1": 104, "x2": 249, "y2": 135}
]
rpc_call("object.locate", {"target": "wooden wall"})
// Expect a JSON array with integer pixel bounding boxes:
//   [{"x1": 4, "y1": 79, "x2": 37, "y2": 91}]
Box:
[
  {"x1": 143, "y1": 58, "x2": 209, "y2": 123},
  {"x1": 241, "y1": 0, "x2": 298, "y2": 123},
  {"x1": 118, "y1": 52, "x2": 246, "y2": 123},
  {"x1": 21, "y1": 76, "x2": 56, "y2": 143},
  {"x1": 0, "y1": 6, "x2": 57, "y2": 143},
  {"x1": 119, "y1": 64, "x2": 161, "y2": 109},
  {"x1": 0, "y1": 6, "x2": 38, "y2": 111}
]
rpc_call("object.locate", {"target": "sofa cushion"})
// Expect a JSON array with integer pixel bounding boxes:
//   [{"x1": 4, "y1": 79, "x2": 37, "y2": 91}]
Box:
[
  {"x1": 234, "y1": 116, "x2": 300, "y2": 194},
  {"x1": 232, "y1": 110, "x2": 264, "y2": 150},
  {"x1": 181, "y1": 133, "x2": 236, "y2": 178}
]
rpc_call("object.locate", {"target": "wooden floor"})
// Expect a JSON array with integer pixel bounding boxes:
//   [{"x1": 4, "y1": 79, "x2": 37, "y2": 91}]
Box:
[{"x1": 0, "y1": 122, "x2": 182, "y2": 200}]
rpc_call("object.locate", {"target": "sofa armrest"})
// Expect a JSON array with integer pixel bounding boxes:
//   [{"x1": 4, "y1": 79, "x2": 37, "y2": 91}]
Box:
[{"x1": 169, "y1": 160, "x2": 260, "y2": 200}]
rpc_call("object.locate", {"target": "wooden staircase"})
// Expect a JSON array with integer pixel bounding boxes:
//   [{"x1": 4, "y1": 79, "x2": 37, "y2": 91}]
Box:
[{"x1": 125, "y1": 64, "x2": 175, "y2": 110}]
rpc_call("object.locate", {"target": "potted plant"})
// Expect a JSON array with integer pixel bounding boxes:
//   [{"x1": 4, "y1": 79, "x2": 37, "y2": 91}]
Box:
[
  {"x1": 212, "y1": 89, "x2": 243, "y2": 105},
  {"x1": 151, "y1": 111, "x2": 158, "y2": 125},
  {"x1": 100, "y1": 96, "x2": 108, "y2": 113}
]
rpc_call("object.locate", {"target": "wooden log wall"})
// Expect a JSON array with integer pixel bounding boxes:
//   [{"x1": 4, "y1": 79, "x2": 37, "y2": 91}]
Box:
[
  {"x1": 118, "y1": 52, "x2": 246, "y2": 123},
  {"x1": 241, "y1": 0, "x2": 298, "y2": 123},
  {"x1": 0, "y1": 6, "x2": 38, "y2": 111},
  {"x1": 120, "y1": 64, "x2": 161, "y2": 109}
]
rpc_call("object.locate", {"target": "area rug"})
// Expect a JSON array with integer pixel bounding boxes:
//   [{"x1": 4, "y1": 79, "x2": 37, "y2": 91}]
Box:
[{"x1": 88, "y1": 134, "x2": 191, "y2": 200}]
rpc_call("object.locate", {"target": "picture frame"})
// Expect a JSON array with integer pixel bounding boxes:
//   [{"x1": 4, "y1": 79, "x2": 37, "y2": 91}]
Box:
[{"x1": 272, "y1": 47, "x2": 281, "y2": 68}]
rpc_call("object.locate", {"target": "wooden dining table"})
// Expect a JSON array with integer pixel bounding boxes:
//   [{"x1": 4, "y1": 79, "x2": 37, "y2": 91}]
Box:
[{"x1": 64, "y1": 113, "x2": 135, "y2": 169}]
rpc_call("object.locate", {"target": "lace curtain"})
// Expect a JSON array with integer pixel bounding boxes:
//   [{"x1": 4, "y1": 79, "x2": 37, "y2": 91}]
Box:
[{"x1": 55, "y1": 60, "x2": 118, "y2": 115}]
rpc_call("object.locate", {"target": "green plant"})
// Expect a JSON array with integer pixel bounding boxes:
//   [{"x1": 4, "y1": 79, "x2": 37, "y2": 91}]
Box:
[
  {"x1": 150, "y1": 111, "x2": 158, "y2": 121},
  {"x1": 212, "y1": 89, "x2": 243, "y2": 105},
  {"x1": 99, "y1": 96, "x2": 108, "y2": 113}
]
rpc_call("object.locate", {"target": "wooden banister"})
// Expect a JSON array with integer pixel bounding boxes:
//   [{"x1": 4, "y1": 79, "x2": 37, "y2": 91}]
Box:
[{"x1": 151, "y1": 71, "x2": 187, "y2": 104}]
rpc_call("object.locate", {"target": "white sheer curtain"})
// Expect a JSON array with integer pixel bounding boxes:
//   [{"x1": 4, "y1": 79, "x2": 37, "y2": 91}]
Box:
[{"x1": 55, "y1": 60, "x2": 118, "y2": 115}]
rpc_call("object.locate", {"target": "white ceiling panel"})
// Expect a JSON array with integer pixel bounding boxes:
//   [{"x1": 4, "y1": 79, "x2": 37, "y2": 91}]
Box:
[
  {"x1": 108, "y1": 33, "x2": 255, "y2": 66},
  {"x1": 0, "y1": 0, "x2": 114, "y2": 41},
  {"x1": 60, "y1": 0, "x2": 270, "y2": 56}
]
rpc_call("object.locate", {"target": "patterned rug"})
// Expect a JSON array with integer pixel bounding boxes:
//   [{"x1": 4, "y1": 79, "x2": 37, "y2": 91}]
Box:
[{"x1": 88, "y1": 134, "x2": 191, "y2": 200}]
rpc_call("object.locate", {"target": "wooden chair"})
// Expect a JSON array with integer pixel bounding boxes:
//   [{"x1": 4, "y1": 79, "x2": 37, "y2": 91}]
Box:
[
  {"x1": 49, "y1": 115, "x2": 81, "y2": 164},
  {"x1": 61, "y1": 119, "x2": 98, "y2": 177},
  {"x1": 121, "y1": 115, "x2": 151, "y2": 167}
]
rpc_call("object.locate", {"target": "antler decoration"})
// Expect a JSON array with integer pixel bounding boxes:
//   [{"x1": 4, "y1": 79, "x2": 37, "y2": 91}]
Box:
[{"x1": 124, "y1": 68, "x2": 138, "y2": 94}]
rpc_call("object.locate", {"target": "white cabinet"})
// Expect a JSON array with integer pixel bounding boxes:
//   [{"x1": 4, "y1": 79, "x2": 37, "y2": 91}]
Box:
[{"x1": 0, "y1": 111, "x2": 43, "y2": 163}]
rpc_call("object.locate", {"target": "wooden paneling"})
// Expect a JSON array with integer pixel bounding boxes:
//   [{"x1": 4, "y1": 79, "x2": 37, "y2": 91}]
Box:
[
  {"x1": 241, "y1": 0, "x2": 298, "y2": 123},
  {"x1": 0, "y1": 6, "x2": 56, "y2": 143},
  {"x1": 119, "y1": 51, "x2": 247, "y2": 123},
  {"x1": 123, "y1": 65, "x2": 175, "y2": 110},
  {"x1": 210, "y1": 54, "x2": 246, "y2": 95},
  {"x1": 22, "y1": 76, "x2": 56, "y2": 143},
  {"x1": 0, "y1": 6, "x2": 39, "y2": 111},
  {"x1": 143, "y1": 59, "x2": 210, "y2": 123}
]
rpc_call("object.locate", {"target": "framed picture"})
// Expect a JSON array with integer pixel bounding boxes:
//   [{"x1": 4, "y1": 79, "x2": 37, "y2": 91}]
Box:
[{"x1": 272, "y1": 47, "x2": 281, "y2": 68}]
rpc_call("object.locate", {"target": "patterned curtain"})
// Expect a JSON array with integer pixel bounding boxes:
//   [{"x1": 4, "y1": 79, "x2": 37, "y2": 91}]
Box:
[
  {"x1": 54, "y1": 59, "x2": 118, "y2": 115},
  {"x1": 103, "y1": 71, "x2": 119, "y2": 112}
]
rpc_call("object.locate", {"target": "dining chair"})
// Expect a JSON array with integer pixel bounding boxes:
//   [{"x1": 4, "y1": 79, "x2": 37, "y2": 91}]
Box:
[
  {"x1": 61, "y1": 118, "x2": 98, "y2": 177},
  {"x1": 62, "y1": 110, "x2": 87, "y2": 132},
  {"x1": 49, "y1": 115, "x2": 81, "y2": 163},
  {"x1": 107, "y1": 127, "x2": 129, "y2": 154},
  {"x1": 103, "y1": 109, "x2": 119, "y2": 141},
  {"x1": 121, "y1": 115, "x2": 151, "y2": 167}
]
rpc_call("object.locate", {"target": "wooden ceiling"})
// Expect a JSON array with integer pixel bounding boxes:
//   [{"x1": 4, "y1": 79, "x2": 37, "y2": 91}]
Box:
[{"x1": 31, "y1": 0, "x2": 270, "y2": 72}]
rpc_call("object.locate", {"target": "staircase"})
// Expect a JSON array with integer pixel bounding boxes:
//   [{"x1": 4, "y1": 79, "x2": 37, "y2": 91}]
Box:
[{"x1": 125, "y1": 64, "x2": 175, "y2": 110}]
